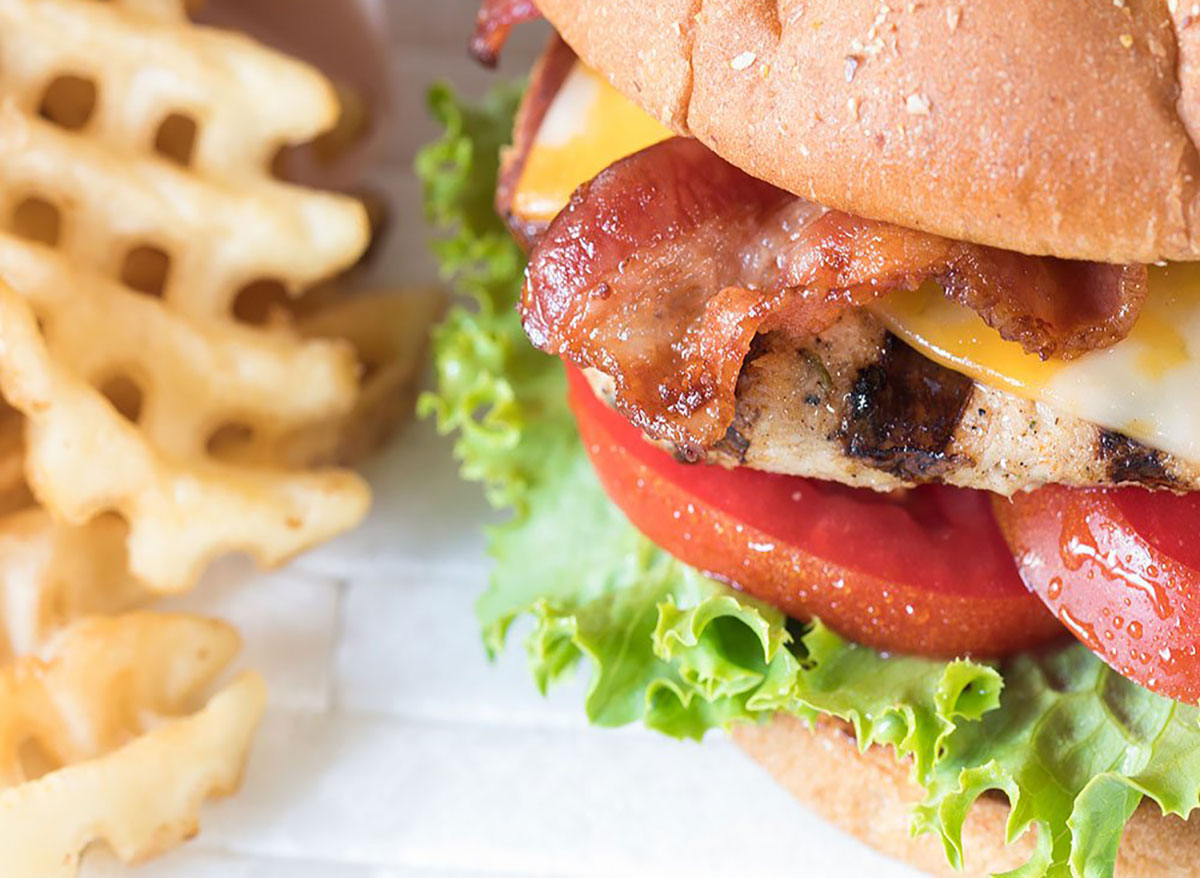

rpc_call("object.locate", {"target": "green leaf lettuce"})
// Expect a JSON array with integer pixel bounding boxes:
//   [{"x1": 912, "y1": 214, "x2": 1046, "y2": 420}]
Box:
[{"x1": 416, "y1": 81, "x2": 1200, "y2": 878}]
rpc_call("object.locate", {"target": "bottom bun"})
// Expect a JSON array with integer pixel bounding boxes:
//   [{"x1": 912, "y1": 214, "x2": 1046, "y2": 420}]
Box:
[{"x1": 731, "y1": 716, "x2": 1200, "y2": 877}]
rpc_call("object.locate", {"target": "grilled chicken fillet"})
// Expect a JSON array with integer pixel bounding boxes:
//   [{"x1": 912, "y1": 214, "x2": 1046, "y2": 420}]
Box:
[{"x1": 583, "y1": 308, "x2": 1197, "y2": 495}]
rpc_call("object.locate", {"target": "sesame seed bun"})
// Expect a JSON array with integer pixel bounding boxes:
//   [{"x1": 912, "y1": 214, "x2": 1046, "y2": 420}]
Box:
[
  {"x1": 535, "y1": 0, "x2": 1200, "y2": 263},
  {"x1": 732, "y1": 717, "x2": 1200, "y2": 877}
]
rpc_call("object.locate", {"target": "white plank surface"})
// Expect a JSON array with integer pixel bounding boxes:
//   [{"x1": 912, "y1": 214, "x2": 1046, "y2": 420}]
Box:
[{"x1": 81, "y1": 3, "x2": 925, "y2": 876}]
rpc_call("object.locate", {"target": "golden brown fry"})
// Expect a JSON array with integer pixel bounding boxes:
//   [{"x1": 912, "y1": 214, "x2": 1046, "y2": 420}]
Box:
[
  {"x1": 0, "y1": 104, "x2": 366, "y2": 316},
  {"x1": 0, "y1": 2, "x2": 412, "y2": 874},
  {"x1": 295, "y1": 288, "x2": 447, "y2": 465},
  {"x1": 0, "y1": 674, "x2": 264, "y2": 877},
  {"x1": 0, "y1": 283, "x2": 369, "y2": 593},
  {"x1": 0, "y1": 409, "x2": 29, "y2": 517},
  {"x1": 0, "y1": 0, "x2": 377, "y2": 593},
  {"x1": 211, "y1": 288, "x2": 446, "y2": 467},
  {"x1": 0, "y1": 236, "x2": 359, "y2": 458},
  {"x1": 0, "y1": 613, "x2": 265, "y2": 877},
  {"x1": 0, "y1": 509, "x2": 145, "y2": 663},
  {"x1": 311, "y1": 81, "x2": 373, "y2": 166}
]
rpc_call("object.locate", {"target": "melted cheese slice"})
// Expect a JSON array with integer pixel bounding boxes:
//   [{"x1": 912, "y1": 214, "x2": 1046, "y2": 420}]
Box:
[
  {"x1": 513, "y1": 63, "x2": 672, "y2": 222},
  {"x1": 514, "y1": 61, "x2": 1200, "y2": 465},
  {"x1": 874, "y1": 272, "x2": 1200, "y2": 463}
]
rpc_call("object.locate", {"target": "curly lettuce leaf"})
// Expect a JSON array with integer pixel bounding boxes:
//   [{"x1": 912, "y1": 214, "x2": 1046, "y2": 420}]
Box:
[
  {"x1": 917, "y1": 647, "x2": 1200, "y2": 877},
  {"x1": 416, "y1": 81, "x2": 1200, "y2": 877}
]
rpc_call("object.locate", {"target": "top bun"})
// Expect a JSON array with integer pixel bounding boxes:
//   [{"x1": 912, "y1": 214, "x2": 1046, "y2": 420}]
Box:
[{"x1": 536, "y1": 0, "x2": 1200, "y2": 263}]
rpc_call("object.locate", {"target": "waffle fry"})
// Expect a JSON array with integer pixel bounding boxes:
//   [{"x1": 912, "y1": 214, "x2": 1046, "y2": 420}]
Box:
[
  {"x1": 312, "y1": 81, "x2": 373, "y2": 167},
  {"x1": 0, "y1": 283, "x2": 368, "y2": 592},
  {"x1": 0, "y1": 2, "x2": 430, "y2": 872},
  {"x1": 0, "y1": 613, "x2": 265, "y2": 876},
  {"x1": 0, "y1": 407, "x2": 28, "y2": 516},
  {"x1": 0, "y1": 0, "x2": 380, "y2": 592},
  {"x1": 0, "y1": 236, "x2": 361, "y2": 459},
  {"x1": 293, "y1": 288, "x2": 445, "y2": 464},
  {"x1": 215, "y1": 288, "x2": 447, "y2": 467},
  {"x1": 0, "y1": 509, "x2": 145, "y2": 663},
  {"x1": 0, "y1": 101, "x2": 365, "y2": 317}
]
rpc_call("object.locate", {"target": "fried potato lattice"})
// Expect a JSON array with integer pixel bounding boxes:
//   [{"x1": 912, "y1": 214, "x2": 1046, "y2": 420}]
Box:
[
  {"x1": 261, "y1": 287, "x2": 446, "y2": 467},
  {"x1": 0, "y1": 508, "x2": 143, "y2": 663},
  {"x1": 0, "y1": 0, "x2": 441, "y2": 872},
  {"x1": 0, "y1": 0, "x2": 379, "y2": 593},
  {"x1": 0, "y1": 613, "x2": 265, "y2": 877},
  {"x1": 0, "y1": 282, "x2": 370, "y2": 591}
]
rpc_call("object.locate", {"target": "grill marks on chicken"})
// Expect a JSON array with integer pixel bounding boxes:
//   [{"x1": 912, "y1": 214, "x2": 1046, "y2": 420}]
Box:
[
  {"x1": 521, "y1": 138, "x2": 1148, "y2": 458},
  {"x1": 1097, "y1": 430, "x2": 1178, "y2": 490},
  {"x1": 840, "y1": 335, "x2": 975, "y2": 481}
]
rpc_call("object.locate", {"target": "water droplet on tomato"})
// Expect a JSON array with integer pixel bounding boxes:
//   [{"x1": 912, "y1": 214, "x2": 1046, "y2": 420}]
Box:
[
  {"x1": 1058, "y1": 607, "x2": 1102, "y2": 652},
  {"x1": 1113, "y1": 615, "x2": 1124, "y2": 629},
  {"x1": 1128, "y1": 620, "x2": 1144, "y2": 640},
  {"x1": 1058, "y1": 506, "x2": 1097, "y2": 572},
  {"x1": 1056, "y1": 504, "x2": 1173, "y2": 619},
  {"x1": 1047, "y1": 577, "x2": 1062, "y2": 600}
]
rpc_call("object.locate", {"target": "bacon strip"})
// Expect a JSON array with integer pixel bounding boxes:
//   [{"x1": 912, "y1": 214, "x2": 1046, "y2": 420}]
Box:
[
  {"x1": 941, "y1": 249, "x2": 1146, "y2": 360},
  {"x1": 470, "y1": 0, "x2": 543, "y2": 67},
  {"x1": 521, "y1": 137, "x2": 1147, "y2": 454}
]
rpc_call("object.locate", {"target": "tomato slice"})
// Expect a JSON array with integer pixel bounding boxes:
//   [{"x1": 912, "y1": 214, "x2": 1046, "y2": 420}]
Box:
[
  {"x1": 568, "y1": 368, "x2": 1063, "y2": 657},
  {"x1": 994, "y1": 486, "x2": 1200, "y2": 702}
]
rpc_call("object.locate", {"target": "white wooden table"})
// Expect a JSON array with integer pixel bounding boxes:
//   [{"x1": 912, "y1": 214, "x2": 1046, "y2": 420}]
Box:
[{"x1": 81, "y1": 4, "x2": 923, "y2": 875}]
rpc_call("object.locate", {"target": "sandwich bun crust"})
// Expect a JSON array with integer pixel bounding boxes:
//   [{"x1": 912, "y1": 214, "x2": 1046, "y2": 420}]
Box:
[
  {"x1": 732, "y1": 716, "x2": 1200, "y2": 877},
  {"x1": 535, "y1": 0, "x2": 1200, "y2": 263}
]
